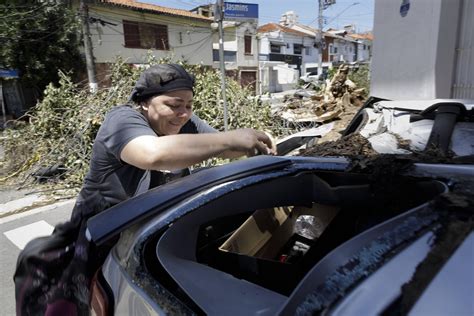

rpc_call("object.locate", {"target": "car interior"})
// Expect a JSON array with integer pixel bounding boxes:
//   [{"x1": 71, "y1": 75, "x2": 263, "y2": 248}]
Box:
[{"x1": 142, "y1": 169, "x2": 447, "y2": 315}]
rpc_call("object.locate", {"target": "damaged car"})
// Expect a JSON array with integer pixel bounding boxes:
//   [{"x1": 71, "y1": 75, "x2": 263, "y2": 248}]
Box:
[{"x1": 86, "y1": 98, "x2": 474, "y2": 316}]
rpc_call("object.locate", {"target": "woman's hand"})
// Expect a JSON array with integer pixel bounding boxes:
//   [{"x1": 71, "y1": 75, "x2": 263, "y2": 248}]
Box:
[{"x1": 225, "y1": 129, "x2": 277, "y2": 156}]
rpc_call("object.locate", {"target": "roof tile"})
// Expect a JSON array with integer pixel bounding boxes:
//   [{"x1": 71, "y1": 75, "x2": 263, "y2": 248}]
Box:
[
  {"x1": 257, "y1": 23, "x2": 313, "y2": 37},
  {"x1": 100, "y1": 0, "x2": 212, "y2": 22}
]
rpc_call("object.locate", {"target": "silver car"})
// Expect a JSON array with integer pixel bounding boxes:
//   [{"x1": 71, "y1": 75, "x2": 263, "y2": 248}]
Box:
[{"x1": 87, "y1": 98, "x2": 474, "y2": 315}]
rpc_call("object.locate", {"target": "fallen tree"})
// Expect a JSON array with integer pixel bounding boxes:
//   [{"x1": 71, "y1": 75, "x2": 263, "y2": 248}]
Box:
[{"x1": 277, "y1": 64, "x2": 367, "y2": 125}]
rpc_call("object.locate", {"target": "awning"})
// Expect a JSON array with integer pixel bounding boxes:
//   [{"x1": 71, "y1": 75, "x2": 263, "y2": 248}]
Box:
[{"x1": 270, "y1": 41, "x2": 286, "y2": 46}]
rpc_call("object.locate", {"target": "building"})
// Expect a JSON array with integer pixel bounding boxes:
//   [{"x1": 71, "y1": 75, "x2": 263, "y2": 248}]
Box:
[
  {"x1": 278, "y1": 11, "x2": 321, "y2": 75},
  {"x1": 0, "y1": 69, "x2": 38, "y2": 122},
  {"x1": 349, "y1": 32, "x2": 373, "y2": 62},
  {"x1": 257, "y1": 23, "x2": 316, "y2": 93},
  {"x1": 75, "y1": 0, "x2": 214, "y2": 86},
  {"x1": 371, "y1": 0, "x2": 473, "y2": 99},
  {"x1": 212, "y1": 20, "x2": 259, "y2": 92},
  {"x1": 322, "y1": 29, "x2": 358, "y2": 64},
  {"x1": 191, "y1": 4, "x2": 260, "y2": 92},
  {"x1": 277, "y1": 12, "x2": 372, "y2": 78}
]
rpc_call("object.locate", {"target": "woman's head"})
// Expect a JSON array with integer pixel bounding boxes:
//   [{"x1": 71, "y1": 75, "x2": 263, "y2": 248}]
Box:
[
  {"x1": 141, "y1": 90, "x2": 193, "y2": 136},
  {"x1": 131, "y1": 64, "x2": 195, "y2": 135}
]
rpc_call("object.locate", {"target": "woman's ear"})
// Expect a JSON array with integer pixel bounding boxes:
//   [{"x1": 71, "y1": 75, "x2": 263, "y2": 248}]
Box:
[{"x1": 140, "y1": 101, "x2": 149, "y2": 111}]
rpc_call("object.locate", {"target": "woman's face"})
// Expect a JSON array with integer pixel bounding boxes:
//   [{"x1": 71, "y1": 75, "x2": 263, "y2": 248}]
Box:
[{"x1": 141, "y1": 90, "x2": 193, "y2": 136}]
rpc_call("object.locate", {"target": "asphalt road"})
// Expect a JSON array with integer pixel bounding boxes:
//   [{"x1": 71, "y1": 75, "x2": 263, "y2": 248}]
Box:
[{"x1": 0, "y1": 200, "x2": 75, "y2": 316}]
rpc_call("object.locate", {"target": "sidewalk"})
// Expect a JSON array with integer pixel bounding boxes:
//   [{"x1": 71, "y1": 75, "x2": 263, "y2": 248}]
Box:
[{"x1": 0, "y1": 187, "x2": 75, "y2": 219}]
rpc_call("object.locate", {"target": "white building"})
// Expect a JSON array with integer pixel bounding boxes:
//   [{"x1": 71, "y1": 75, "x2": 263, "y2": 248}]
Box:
[
  {"x1": 323, "y1": 30, "x2": 358, "y2": 63},
  {"x1": 210, "y1": 21, "x2": 259, "y2": 92},
  {"x1": 74, "y1": 0, "x2": 213, "y2": 86},
  {"x1": 371, "y1": 0, "x2": 473, "y2": 99},
  {"x1": 349, "y1": 33, "x2": 373, "y2": 62},
  {"x1": 257, "y1": 23, "x2": 316, "y2": 92},
  {"x1": 277, "y1": 12, "x2": 372, "y2": 77},
  {"x1": 278, "y1": 11, "x2": 321, "y2": 75},
  {"x1": 190, "y1": 4, "x2": 260, "y2": 92}
]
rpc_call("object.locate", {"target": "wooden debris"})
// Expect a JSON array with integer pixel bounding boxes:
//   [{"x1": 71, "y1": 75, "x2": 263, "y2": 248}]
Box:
[{"x1": 276, "y1": 64, "x2": 367, "y2": 125}]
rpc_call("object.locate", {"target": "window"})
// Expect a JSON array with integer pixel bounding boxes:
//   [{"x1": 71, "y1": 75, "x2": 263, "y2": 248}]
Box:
[
  {"x1": 305, "y1": 47, "x2": 311, "y2": 56},
  {"x1": 244, "y1": 35, "x2": 252, "y2": 54},
  {"x1": 213, "y1": 50, "x2": 237, "y2": 62},
  {"x1": 293, "y1": 43, "x2": 303, "y2": 55},
  {"x1": 270, "y1": 44, "x2": 281, "y2": 53},
  {"x1": 329, "y1": 45, "x2": 338, "y2": 54},
  {"x1": 123, "y1": 20, "x2": 169, "y2": 50}
]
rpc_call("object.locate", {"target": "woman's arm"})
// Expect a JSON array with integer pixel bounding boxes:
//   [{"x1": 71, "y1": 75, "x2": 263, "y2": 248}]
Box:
[{"x1": 120, "y1": 129, "x2": 275, "y2": 171}]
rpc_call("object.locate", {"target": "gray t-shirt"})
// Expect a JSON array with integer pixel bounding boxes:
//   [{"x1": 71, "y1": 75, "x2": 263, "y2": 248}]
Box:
[{"x1": 76, "y1": 105, "x2": 216, "y2": 213}]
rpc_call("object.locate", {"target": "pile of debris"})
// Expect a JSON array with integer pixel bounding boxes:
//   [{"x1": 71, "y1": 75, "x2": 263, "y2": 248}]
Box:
[{"x1": 275, "y1": 64, "x2": 366, "y2": 125}]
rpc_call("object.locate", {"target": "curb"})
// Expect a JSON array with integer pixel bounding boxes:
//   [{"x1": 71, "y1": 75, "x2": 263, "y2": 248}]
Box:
[{"x1": 0, "y1": 199, "x2": 76, "y2": 224}]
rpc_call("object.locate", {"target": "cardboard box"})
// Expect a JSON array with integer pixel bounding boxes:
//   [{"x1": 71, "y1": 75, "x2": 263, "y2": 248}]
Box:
[
  {"x1": 216, "y1": 203, "x2": 339, "y2": 294},
  {"x1": 219, "y1": 203, "x2": 339, "y2": 260}
]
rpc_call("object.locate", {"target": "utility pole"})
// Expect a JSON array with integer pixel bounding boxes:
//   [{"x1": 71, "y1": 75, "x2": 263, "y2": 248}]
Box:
[
  {"x1": 80, "y1": 0, "x2": 98, "y2": 93},
  {"x1": 318, "y1": 0, "x2": 324, "y2": 77},
  {"x1": 215, "y1": 0, "x2": 229, "y2": 131}
]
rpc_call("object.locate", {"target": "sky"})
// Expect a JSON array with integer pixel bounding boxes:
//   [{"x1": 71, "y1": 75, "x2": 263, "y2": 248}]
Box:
[{"x1": 141, "y1": 0, "x2": 375, "y2": 32}]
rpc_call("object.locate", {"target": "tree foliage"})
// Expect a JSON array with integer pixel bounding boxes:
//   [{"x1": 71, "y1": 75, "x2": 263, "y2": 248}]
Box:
[
  {"x1": 0, "y1": 1, "x2": 83, "y2": 92},
  {"x1": 348, "y1": 64, "x2": 370, "y2": 97}
]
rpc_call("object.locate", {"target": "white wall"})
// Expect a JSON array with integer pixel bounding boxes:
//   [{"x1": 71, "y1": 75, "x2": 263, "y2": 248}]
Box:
[
  {"x1": 236, "y1": 23, "x2": 258, "y2": 68},
  {"x1": 451, "y1": 0, "x2": 474, "y2": 99},
  {"x1": 259, "y1": 31, "x2": 316, "y2": 64},
  {"x1": 371, "y1": 0, "x2": 461, "y2": 100},
  {"x1": 87, "y1": 6, "x2": 213, "y2": 65},
  {"x1": 356, "y1": 40, "x2": 371, "y2": 62},
  {"x1": 212, "y1": 22, "x2": 258, "y2": 70},
  {"x1": 301, "y1": 37, "x2": 317, "y2": 67},
  {"x1": 271, "y1": 64, "x2": 298, "y2": 92},
  {"x1": 328, "y1": 38, "x2": 356, "y2": 63}
]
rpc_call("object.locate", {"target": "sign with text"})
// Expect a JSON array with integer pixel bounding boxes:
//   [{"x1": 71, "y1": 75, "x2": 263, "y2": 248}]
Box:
[
  {"x1": 0, "y1": 69, "x2": 19, "y2": 78},
  {"x1": 224, "y1": 2, "x2": 258, "y2": 20}
]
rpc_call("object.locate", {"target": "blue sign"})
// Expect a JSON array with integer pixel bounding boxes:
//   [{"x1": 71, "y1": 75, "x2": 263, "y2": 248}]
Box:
[
  {"x1": 0, "y1": 69, "x2": 19, "y2": 78},
  {"x1": 400, "y1": 0, "x2": 410, "y2": 17},
  {"x1": 224, "y1": 2, "x2": 258, "y2": 20}
]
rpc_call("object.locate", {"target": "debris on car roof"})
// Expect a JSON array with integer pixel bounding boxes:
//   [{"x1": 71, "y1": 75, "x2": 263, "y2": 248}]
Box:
[{"x1": 300, "y1": 134, "x2": 377, "y2": 157}]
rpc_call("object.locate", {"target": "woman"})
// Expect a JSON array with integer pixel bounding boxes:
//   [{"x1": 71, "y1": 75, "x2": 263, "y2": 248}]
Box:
[{"x1": 14, "y1": 64, "x2": 275, "y2": 315}]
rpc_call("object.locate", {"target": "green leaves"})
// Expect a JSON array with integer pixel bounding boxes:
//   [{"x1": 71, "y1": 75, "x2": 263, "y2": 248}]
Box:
[
  {"x1": 190, "y1": 64, "x2": 285, "y2": 135},
  {"x1": 2, "y1": 57, "x2": 296, "y2": 189},
  {"x1": 0, "y1": 1, "x2": 83, "y2": 92}
]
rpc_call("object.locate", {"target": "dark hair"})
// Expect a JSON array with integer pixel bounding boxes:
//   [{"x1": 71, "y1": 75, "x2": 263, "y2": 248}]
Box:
[{"x1": 130, "y1": 64, "x2": 195, "y2": 102}]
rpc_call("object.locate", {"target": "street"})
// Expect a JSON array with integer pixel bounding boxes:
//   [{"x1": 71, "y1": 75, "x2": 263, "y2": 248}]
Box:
[{"x1": 0, "y1": 200, "x2": 75, "y2": 316}]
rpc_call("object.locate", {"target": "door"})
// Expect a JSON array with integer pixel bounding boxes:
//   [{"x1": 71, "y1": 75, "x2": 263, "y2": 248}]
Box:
[{"x1": 240, "y1": 71, "x2": 257, "y2": 94}]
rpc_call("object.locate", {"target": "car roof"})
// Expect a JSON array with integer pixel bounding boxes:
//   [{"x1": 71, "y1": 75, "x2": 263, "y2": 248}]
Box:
[{"x1": 376, "y1": 99, "x2": 474, "y2": 111}]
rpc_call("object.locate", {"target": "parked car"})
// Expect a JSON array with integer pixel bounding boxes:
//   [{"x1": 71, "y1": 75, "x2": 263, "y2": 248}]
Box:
[
  {"x1": 86, "y1": 98, "x2": 474, "y2": 316},
  {"x1": 300, "y1": 71, "x2": 319, "y2": 83}
]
